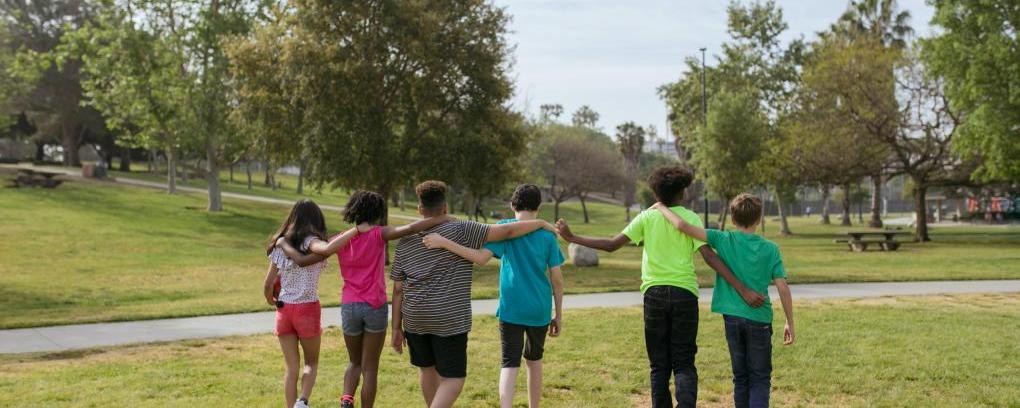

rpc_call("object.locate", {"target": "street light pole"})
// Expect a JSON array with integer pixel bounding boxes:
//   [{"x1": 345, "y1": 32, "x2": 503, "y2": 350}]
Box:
[{"x1": 700, "y1": 47, "x2": 709, "y2": 226}]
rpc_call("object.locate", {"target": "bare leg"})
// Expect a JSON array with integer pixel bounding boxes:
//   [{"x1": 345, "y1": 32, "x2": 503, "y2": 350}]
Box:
[
  {"x1": 343, "y1": 333, "x2": 364, "y2": 401},
  {"x1": 419, "y1": 366, "x2": 441, "y2": 407},
  {"x1": 525, "y1": 359, "x2": 543, "y2": 408},
  {"x1": 360, "y1": 330, "x2": 387, "y2": 408},
  {"x1": 499, "y1": 367, "x2": 519, "y2": 408},
  {"x1": 298, "y1": 335, "x2": 321, "y2": 403},
  {"x1": 429, "y1": 376, "x2": 466, "y2": 408},
  {"x1": 279, "y1": 335, "x2": 301, "y2": 408}
]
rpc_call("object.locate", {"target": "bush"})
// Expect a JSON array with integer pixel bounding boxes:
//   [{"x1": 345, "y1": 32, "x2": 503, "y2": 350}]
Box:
[{"x1": 637, "y1": 184, "x2": 656, "y2": 208}]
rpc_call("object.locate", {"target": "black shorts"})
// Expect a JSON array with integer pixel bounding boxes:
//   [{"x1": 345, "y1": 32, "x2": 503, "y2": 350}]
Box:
[
  {"x1": 500, "y1": 321, "x2": 548, "y2": 368},
  {"x1": 404, "y1": 331, "x2": 469, "y2": 378}
]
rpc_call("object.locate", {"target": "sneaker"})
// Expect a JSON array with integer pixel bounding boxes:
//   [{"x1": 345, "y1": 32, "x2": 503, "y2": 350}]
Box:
[
  {"x1": 340, "y1": 399, "x2": 354, "y2": 408},
  {"x1": 294, "y1": 399, "x2": 311, "y2": 408}
]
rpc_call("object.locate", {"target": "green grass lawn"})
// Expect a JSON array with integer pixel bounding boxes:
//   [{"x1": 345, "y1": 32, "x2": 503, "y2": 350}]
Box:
[
  {"x1": 1, "y1": 294, "x2": 1016, "y2": 407},
  {"x1": 2, "y1": 175, "x2": 1019, "y2": 328}
]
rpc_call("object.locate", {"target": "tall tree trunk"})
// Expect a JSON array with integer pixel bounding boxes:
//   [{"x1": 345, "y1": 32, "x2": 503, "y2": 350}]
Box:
[
  {"x1": 720, "y1": 203, "x2": 730, "y2": 230},
  {"x1": 34, "y1": 142, "x2": 45, "y2": 162},
  {"x1": 914, "y1": 183, "x2": 930, "y2": 242},
  {"x1": 869, "y1": 175, "x2": 884, "y2": 228},
  {"x1": 840, "y1": 183, "x2": 852, "y2": 226},
  {"x1": 206, "y1": 139, "x2": 222, "y2": 212},
  {"x1": 245, "y1": 160, "x2": 252, "y2": 190},
  {"x1": 264, "y1": 163, "x2": 271, "y2": 186},
  {"x1": 119, "y1": 146, "x2": 131, "y2": 172},
  {"x1": 296, "y1": 159, "x2": 305, "y2": 194},
  {"x1": 148, "y1": 149, "x2": 158, "y2": 173},
  {"x1": 61, "y1": 122, "x2": 81, "y2": 167},
  {"x1": 776, "y1": 193, "x2": 792, "y2": 236},
  {"x1": 554, "y1": 199, "x2": 561, "y2": 221},
  {"x1": 580, "y1": 194, "x2": 590, "y2": 223},
  {"x1": 166, "y1": 146, "x2": 177, "y2": 194},
  {"x1": 820, "y1": 185, "x2": 832, "y2": 224}
]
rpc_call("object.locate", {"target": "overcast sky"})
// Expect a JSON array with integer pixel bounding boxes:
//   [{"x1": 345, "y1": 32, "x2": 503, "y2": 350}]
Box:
[{"x1": 494, "y1": 0, "x2": 935, "y2": 136}]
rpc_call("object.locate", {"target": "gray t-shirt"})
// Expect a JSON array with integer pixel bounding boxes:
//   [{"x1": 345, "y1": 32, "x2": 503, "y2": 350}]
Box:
[{"x1": 391, "y1": 220, "x2": 490, "y2": 336}]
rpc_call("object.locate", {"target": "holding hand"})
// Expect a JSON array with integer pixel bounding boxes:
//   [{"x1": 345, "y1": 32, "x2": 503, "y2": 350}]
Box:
[
  {"x1": 555, "y1": 219, "x2": 574, "y2": 241},
  {"x1": 391, "y1": 330, "x2": 406, "y2": 354},
  {"x1": 783, "y1": 322, "x2": 795, "y2": 345},
  {"x1": 422, "y1": 233, "x2": 452, "y2": 249},
  {"x1": 740, "y1": 289, "x2": 766, "y2": 308}
]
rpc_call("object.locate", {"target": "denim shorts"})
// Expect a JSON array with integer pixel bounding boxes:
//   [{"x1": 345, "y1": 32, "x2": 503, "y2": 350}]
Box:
[{"x1": 341, "y1": 302, "x2": 388, "y2": 336}]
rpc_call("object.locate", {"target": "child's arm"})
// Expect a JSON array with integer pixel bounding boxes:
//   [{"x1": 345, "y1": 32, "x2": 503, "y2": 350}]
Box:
[
  {"x1": 391, "y1": 280, "x2": 406, "y2": 354},
  {"x1": 653, "y1": 203, "x2": 708, "y2": 242},
  {"x1": 556, "y1": 218, "x2": 630, "y2": 252},
  {"x1": 262, "y1": 263, "x2": 279, "y2": 307},
  {"x1": 307, "y1": 227, "x2": 359, "y2": 255},
  {"x1": 277, "y1": 237, "x2": 327, "y2": 267},
  {"x1": 699, "y1": 246, "x2": 766, "y2": 307},
  {"x1": 548, "y1": 266, "x2": 564, "y2": 337},
  {"x1": 774, "y1": 277, "x2": 795, "y2": 345},
  {"x1": 421, "y1": 233, "x2": 494, "y2": 265},
  {"x1": 381, "y1": 215, "x2": 456, "y2": 241},
  {"x1": 485, "y1": 219, "x2": 556, "y2": 242}
]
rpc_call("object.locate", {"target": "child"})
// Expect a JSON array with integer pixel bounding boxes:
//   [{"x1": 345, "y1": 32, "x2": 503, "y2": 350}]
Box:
[
  {"x1": 390, "y1": 180, "x2": 555, "y2": 408},
  {"x1": 279, "y1": 190, "x2": 454, "y2": 408},
  {"x1": 555, "y1": 165, "x2": 765, "y2": 408},
  {"x1": 654, "y1": 193, "x2": 794, "y2": 408},
  {"x1": 263, "y1": 199, "x2": 329, "y2": 408},
  {"x1": 421, "y1": 184, "x2": 564, "y2": 408}
]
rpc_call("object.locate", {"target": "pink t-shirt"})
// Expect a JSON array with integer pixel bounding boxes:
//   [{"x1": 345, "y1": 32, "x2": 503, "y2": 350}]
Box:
[{"x1": 336, "y1": 226, "x2": 388, "y2": 308}]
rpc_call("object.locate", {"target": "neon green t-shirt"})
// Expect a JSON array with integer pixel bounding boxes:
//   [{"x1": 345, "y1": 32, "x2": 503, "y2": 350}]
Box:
[
  {"x1": 622, "y1": 206, "x2": 706, "y2": 295},
  {"x1": 706, "y1": 229, "x2": 787, "y2": 323}
]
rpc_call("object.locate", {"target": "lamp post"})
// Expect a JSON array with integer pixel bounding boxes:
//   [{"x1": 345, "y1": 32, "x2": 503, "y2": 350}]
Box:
[{"x1": 700, "y1": 47, "x2": 708, "y2": 226}]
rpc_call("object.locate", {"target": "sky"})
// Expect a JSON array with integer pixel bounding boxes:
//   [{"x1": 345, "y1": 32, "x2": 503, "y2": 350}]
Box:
[{"x1": 494, "y1": 0, "x2": 936, "y2": 137}]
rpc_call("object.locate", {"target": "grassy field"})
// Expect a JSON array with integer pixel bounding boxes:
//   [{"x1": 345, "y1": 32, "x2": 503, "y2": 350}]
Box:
[
  {"x1": 1, "y1": 294, "x2": 1016, "y2": 407},
  {"x1": 2, "y1": 174, "x2": 1019, "y2": 328}
]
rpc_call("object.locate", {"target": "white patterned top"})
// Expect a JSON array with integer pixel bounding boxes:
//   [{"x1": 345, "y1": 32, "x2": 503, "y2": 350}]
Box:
[{"x1": 269, "y1": 236, "x2": 325, "y2": 304}]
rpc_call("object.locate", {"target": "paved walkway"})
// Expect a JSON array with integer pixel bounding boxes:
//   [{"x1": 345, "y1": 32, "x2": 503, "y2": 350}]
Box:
[
  {"x1": 0, "y1": 163, "x2": 421, "y2": 221},
  {"x1": 2, "y1": 280, "x2": 1018, "y2": 354}
]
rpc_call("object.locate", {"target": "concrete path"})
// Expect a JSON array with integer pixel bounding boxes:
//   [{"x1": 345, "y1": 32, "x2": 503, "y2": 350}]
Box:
[
  {"x1": 2, "y1": 280, "x2": 1018, "y2": 354},
  {"x1": 0, "y1": 163, "x2": 421, "y2": 221}
]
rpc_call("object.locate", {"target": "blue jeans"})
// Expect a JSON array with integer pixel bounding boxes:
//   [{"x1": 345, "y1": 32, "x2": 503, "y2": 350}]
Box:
[
  {"x1": 723, "y1": 315, "x2": 773, "y2": 408},
  {"x1": 643, "y1": 285, "x2": 699, "y2": 408}
]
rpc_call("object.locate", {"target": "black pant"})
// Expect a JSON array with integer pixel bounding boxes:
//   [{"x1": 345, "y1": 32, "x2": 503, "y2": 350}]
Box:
[
  {"x1": 643, "y1": 285, "x2": 699, "y2": 408},
  {"x1": 404, "y1": 331, "x2": 469, "y2": 379},
  {"x1": 723, "y1": 315, "x2": 772, "y2": 408},
  {"x1": 499, "y1": 321, "x2": 548, "y2": 368}
]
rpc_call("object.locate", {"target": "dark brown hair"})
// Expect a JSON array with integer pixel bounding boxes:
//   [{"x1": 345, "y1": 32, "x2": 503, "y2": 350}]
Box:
[
  {"x1": 343, "y1": 190, "x2": 387, "y2": 225},
  {"x1": 730, "y1": 193, "x2": 763, "y2": 228},
  {"x1": 510, "y1": 184, "x2": 542, "y2": 212},
  {"x1": 647, "y1": 165, "x2": 694, "y2": 206},
  {"x1": 415, "y1": 180, "x2": 448, "y2": 212},
  {"x1": 266, "y1": 199, "x2": 327, "y2": 255}
]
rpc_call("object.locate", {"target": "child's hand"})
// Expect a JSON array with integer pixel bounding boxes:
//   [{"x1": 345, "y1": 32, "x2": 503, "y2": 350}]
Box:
[
  {"x1": 555, "y1": 219, "x2": 574, "y2": 240},
  {"x1": 391, "y1": 330, "x2": 406, "y2": 354},
  {"x1": 422, "y1": 233, "x2": 450, "y2": 249},
  {"x1": 542, "y1": 220, "x2": 557, "y2": 233},
  {"x1": 275, "y1": 236, "x2": 285, "y2": 247},
  {"x1": 740, "y1": 289, "x2": 766, "y2": 308},
  {"x1": 783, "y1": 323, "x2": 795, "y2": 345},
  {"x1": 549, "y1": 315, "x2": 562, "y2": 337},
  {"x1": 649, "y1": 202, "x2": 663, "y2": 211}
]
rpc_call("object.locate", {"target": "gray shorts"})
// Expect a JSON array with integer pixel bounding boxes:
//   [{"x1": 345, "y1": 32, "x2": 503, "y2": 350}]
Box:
[{"x1": 341, "y1": 302, "x2": 388, "y2": 336}]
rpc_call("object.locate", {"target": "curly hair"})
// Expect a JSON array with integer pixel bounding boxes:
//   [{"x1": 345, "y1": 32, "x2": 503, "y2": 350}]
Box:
[
  {"x1": 415, "y1": 180, "x2": 448, "y2": 211},
  {"x1": 647, "y1": 165, "x2": 694, "y2": 206},
  {"x1": 510, "y1": 184, "x2": 542, "y2": 212},
  {"x1": 729, "y1": 193, "x2": 763, "y2": 228},
  {"x1": 343, "y1": 190, "x2": 387, "y2": 225}
]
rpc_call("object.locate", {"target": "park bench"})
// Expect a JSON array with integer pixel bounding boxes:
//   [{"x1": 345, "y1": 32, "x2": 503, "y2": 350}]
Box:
[
  {"x1": 834, "y1": 231, "x2": 911, "y2": 252},
  {"x1": 9, "y1": 169, "x2": 63, "y2": 188}
]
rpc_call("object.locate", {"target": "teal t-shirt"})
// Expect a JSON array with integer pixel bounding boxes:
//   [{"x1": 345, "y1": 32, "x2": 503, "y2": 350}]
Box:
[
  {"x1": 706, "y1": 229, "x2": 786, "y2": 323},
  {"x1": 484, "y1": 219, "x2": 566, "y2": 327}
]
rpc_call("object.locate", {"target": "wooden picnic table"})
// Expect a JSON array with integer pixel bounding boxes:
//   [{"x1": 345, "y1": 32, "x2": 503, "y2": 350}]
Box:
[
  {"x1": 10, "y1": 168, "x2": 64, "y2": 188},
  {"x1": 835, "y1": 231, "x2": 911, "y2": 252}
]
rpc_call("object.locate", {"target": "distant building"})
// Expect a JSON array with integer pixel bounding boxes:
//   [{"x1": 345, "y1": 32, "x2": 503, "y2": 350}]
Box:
[{"x1": 643, "y1": 138, "x2": 678, "y2": 157}]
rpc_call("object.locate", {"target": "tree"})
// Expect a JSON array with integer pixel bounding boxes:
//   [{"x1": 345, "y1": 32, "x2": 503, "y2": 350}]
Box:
[
  {"x1": 694, "y1": 90, "x2": 767, "y2": 229},
  {"x1": 923, "y1": 0, "x2": 1020, "y2": 182},
  {"x1": 832, "y1": 0, "x2": 914, "y2": 227},
  {"x1": 261, "y1": 0, "x2": 522, "y2": 201},
  {"x1": 1, "y1": 0, "x2": 105, "y2": 166},
  {"x1": 571, "y1": 105, "x2": 599, "y2": 129},
  {"x1": 539, "y1": 103, "x2": 563, "y2": 122},
  {"x1": 538, "y1": 126, "x2": 624, "y2": 223},
  {"x1": 616, "y1": 121, "x2": 645, "y2": 221}
]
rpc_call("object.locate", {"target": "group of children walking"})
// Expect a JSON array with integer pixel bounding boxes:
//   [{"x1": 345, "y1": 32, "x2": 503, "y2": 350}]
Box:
[{"x1": 263, "y1": 165, "x2": 794, "y2": 408}]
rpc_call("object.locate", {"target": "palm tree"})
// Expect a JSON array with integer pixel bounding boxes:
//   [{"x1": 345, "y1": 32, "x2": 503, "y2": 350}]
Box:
[{"x1": 832, "y1": 0, "x2": 913, "y2": 228}]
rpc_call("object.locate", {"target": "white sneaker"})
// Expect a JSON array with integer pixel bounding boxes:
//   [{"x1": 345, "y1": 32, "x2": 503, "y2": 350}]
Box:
[{"x1": 293, "y1": 399, "x2": 311, "y2": 408}]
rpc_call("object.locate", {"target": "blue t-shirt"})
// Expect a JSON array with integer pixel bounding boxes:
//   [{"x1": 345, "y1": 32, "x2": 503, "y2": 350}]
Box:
[{"x1": 484, "y1": 218, "x2": 566, "y2": 327}]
